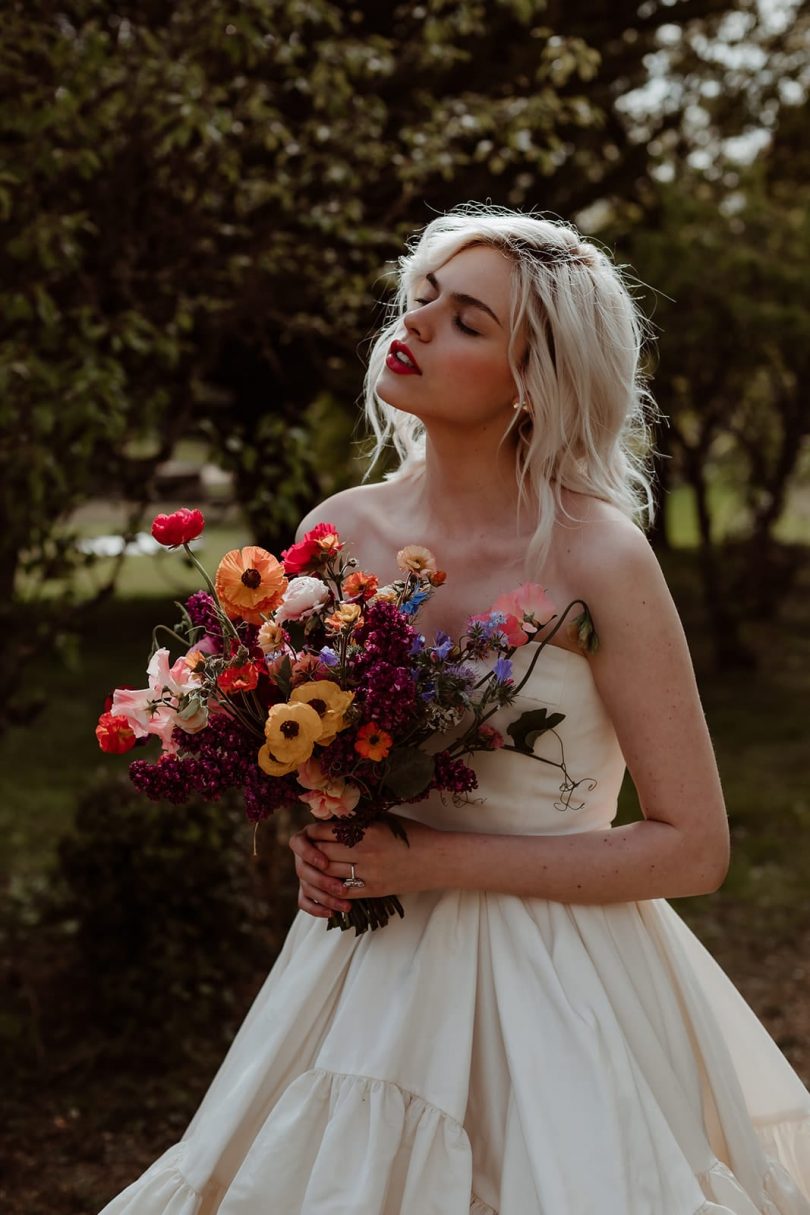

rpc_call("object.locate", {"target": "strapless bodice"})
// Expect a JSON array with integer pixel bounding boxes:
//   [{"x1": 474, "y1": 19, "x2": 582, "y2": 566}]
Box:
[{"x1": 398, "y1": 642, "x2": 627, "y2": 837}]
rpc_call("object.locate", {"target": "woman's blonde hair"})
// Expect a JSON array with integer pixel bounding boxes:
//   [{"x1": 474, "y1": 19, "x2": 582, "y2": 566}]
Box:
[{"x1": 362, "y1": 204, "x2": 659, "y2": 573}]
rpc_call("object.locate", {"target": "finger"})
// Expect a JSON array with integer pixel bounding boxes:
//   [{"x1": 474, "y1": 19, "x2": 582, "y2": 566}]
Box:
[
  {"x1": 305, "y1": 822, "x2": 340, "y2": 842},
  {"x1": 289, "y1": 831, "x2": 329, "y2": 872},
  {"x1": 297, "y1": 888, "x2": 333, "y2": 919},
  {"x1": 295, "y1": 859, "x2": 354, "y2": 903},
  {"x1": 300, "y1": 880, "x2": 352, "y2": 915}
]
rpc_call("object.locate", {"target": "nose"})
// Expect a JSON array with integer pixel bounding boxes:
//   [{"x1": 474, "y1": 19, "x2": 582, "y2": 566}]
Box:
[{"x1": 403, "y1": 304, "x2": 429, "y2": 341}]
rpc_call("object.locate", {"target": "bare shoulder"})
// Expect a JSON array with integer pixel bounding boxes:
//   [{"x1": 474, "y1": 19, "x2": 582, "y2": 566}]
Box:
[
  {"x1": 549, "y1": 490, "x2": 685, "y2": 677},
  {"x1": 554, "y1": 492, "x2": 662, "y2": 606},
  {"x1": 295, "y1": 480, "x2": 401, "y2": 543}
]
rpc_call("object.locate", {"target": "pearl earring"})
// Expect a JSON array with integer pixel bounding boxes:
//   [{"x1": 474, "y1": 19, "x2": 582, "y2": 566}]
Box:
[{"x1": 512, "y1": 399, "x2": 530, "y2": 412}]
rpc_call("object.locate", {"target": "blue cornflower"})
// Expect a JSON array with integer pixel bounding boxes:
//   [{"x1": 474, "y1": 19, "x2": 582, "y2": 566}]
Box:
[
  {"x1": 432, "y1": 630, "x2": 454, "y2": 660},
  {"x1": 402, "y1": 589, "x2": 429, "y2": 616},
  {"x1": 319, "y1": 646, "x2": 339, "y2": 667},
  {"x1": 493, "y1": 656, "x2": 513, "y2": 684},
  {"x1": 408, "y1": 633, "x2": 426, "y2": 656}
]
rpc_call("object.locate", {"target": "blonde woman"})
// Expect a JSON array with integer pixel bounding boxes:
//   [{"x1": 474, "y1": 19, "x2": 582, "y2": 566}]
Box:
[{"x1": 100, "y1": 207, "x2": 810, "y2": 1214}]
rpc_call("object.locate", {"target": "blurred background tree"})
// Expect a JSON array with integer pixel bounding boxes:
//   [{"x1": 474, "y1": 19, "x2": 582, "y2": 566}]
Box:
[
  {"x1": 4, "y1": 0, "x2": 808, "y2": 726},
  {"x1": 1, "y1": 3, "x2": 809, "y2": 1207}
]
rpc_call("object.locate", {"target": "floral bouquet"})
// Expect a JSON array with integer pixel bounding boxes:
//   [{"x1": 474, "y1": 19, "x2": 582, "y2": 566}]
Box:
[{"x1": 96, "y1": 508, "x2": 596, "y2": 934}]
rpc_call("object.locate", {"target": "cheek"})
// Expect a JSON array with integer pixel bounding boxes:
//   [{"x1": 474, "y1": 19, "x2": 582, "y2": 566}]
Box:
[{"x1": 446, "y1": 345, "x2": 513, "y2": 403}]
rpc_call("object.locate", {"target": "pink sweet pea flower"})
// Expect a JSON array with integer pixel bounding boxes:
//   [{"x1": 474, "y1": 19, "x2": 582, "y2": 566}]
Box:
[
  {"x1": 297, "y1": 758, "x2": 361, "y2": 817},
  {"x1": 299, "y1": 785, "x2": 361, "y2": 819},
  {"x1": 496, "y1": 612, "x2": 530, "y2": 647},
  {"x1": 110, "y1": 686, "x2": 154, "y2": 737},
  {"x1": 147, "y1": 648, "x2": 201, "y2": 697},
  {"x1": 147, "y1": 705, "x2": 182, "y2": 754},
  {"x1": 490, "y1": 583, "x2": 556, "y2": 633}
]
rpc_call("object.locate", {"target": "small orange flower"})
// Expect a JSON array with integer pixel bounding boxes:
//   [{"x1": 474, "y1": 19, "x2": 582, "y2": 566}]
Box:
[
  {"x1": 184, "y1": 648, "x2": 208, "y2": 674},
  {"x1": 428, "y1": 569, "x2": 447, "y2": 587},
  {"x1": 325, "y1": 602, "x2": 363, "y2": 633},
  {"x1": 218, "y1": 661, "x2": 262, "y2": 694},
  {"x1": 316, "y1": 529, "x2": 344, "y2": 558},
  {"x1": 354, "y1": 722, "x2": 394, "y2": 762},
  {"x1": 257, "y1": 620, "x2": 285, "y2": 654},
  {"x1": 215, "y1": 546, "x2": 287, "y2": 625},
  {"x1": 396, "y1": 545, "x2": 436, "y2": 576},
  {"x1": 343, "y1": 570, "x2": 379, "y2": 600}
]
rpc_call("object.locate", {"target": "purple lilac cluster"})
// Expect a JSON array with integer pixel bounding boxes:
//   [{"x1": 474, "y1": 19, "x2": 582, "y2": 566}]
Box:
[
  {"x1": 351, "y1": 600, "x2": 419, "y2": 733},
  {"x1": 128, "y1": 715, "x2": 298, "y2": 822},
  {"x1": 129, "y1": 754, "x2": 194, "y2": 805},
  {"x1": 185, "y1": 590, "x2": 222, "y2": 644},
  {"x1": 319, "y1": 729, "x2": 377, "y2": 789},
  {"x1": 184, "y1": 590, "x2": 260, "y2": 656},
  {"x1": 432, "y1": 750, "x2": 478, "y2": 796}
]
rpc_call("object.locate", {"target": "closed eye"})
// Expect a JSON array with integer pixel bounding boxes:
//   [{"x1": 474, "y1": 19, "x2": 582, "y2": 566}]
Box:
[{"x1": 413, "y1": 297, "x2": 480, "y2": 337}]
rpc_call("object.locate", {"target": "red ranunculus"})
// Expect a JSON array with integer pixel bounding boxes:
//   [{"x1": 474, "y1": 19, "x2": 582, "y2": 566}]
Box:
[
  {"x1": 96, "y1": 712, "x2": 137, "y2": 754},
  {"x1": 218, "y1": 661, "x2": 263, "y2": 694},
  {"x1": 281, "y1": 522, "x2": 342, "y2": 575},
  {"x1": 151, "y1": 508, "x2": 205, "y2": 548}
]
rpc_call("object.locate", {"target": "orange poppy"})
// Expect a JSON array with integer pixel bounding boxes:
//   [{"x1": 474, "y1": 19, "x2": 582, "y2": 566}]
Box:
[{"x1": 214, "y1": 546, "x2": 287, "y2": 625}]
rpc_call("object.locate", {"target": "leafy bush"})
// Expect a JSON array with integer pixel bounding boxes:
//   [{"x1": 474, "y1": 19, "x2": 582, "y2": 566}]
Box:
[{"x1": 50, "y1": 772, "x2": 282, "y2": 1065}]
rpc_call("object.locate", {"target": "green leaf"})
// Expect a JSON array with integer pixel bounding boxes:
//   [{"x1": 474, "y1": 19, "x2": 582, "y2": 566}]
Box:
[
  {"x1": 507, "y1": 708, "x2": 565, "y2": 754},
  {"x1": 383, "y1": 747, "x2": 435, "y2": 800},
  {"x1": 273, "y1": 655, "x2": 293, "y2": 700}
]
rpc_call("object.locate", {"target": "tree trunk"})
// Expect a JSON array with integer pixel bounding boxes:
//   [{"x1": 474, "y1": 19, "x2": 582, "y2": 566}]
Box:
[
  {"x1": 683, "y1": 448, "x2": 754, "y2": 670},
  {"x1": 647, "y1": 420, "x2": 672, "y2": 552}
]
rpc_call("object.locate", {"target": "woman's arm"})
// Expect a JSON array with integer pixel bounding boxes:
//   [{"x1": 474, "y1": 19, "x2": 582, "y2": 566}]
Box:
[{"x1": 291, "y1": 512, "x2": 730, "y2": 910}]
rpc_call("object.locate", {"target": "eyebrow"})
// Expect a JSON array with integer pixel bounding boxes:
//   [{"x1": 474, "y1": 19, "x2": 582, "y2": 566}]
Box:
[{"x1": 425, "y1": 272, "x2": 503, "y2": 328}]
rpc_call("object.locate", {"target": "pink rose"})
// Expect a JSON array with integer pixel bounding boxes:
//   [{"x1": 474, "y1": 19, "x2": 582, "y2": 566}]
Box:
[{"x1": 275, "y1": 576, "x2": 330, "y2": 623}]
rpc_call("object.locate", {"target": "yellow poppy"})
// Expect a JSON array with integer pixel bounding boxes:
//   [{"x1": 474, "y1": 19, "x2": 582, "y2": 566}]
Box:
[
  {"x1": 263, "y1": 701, "x2": 322, "y2": 765},
  {"x1": 290, "y1": 680, "x2": 354, "y2": 745},
  {"x1": 257, "y1": 745, "x2": 298, "y2": 777}
]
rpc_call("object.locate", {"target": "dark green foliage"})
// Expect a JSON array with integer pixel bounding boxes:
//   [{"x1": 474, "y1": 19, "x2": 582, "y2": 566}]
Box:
[{"x1": 50, "y1": 773, "x2": 275, "y2": 1064}]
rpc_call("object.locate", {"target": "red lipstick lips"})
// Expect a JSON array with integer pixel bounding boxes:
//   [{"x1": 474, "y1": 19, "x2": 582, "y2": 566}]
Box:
[{"x1": 385, "y1": 340, "x2": 422, "y2": 375}]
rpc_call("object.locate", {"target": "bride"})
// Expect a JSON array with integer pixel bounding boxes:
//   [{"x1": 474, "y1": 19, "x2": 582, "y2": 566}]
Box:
[{"x1": 100, "y1": 206, "x2": 810, "y2": 1214}]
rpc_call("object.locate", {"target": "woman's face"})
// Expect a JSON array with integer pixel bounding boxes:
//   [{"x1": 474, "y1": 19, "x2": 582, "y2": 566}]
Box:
[{"x1": 376, "y1": 243, "x2": 524, "y2": 430}]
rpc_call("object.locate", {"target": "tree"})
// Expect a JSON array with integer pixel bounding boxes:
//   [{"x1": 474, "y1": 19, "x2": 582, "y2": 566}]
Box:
[
  {"x1": 3, "y1": 0, "x2": 807, "y2": 715},
  {"x1": 1, "y1": 0, "x2": 605, "y2": 726},
  {"x1": 621, "y1": 106, "x2": 810, "y2": 663}
]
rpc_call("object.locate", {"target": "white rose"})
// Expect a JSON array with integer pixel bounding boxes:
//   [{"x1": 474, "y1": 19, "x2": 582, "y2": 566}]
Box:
[{"x1": 275, "y1": 576, "x2": 330, "y2": 623}]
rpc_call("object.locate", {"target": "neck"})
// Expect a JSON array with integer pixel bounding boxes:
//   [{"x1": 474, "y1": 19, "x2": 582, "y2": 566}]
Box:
[{"x1": 412, "y1": 427, "x2": 533, "y2": 539}]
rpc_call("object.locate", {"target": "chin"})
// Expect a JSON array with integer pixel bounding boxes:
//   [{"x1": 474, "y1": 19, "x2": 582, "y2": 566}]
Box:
[{"x1": 374, "y1": 376, "x2": 420, "y2": 417}]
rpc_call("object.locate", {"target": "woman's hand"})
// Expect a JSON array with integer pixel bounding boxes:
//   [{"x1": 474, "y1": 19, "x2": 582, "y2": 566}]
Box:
[{"x1": 289, "y1": 816, "x2": 440, "y2": 919}]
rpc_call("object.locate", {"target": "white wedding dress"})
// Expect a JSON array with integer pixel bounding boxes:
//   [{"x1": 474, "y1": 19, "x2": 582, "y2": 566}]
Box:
[{"x1": 100, "y1": 642, "x2": 810, "y2": 1214}]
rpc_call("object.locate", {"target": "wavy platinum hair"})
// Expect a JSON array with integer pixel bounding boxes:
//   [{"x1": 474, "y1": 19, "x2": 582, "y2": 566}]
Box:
[{"x1": 362, "y1": 205, "x2": 659, "y2": 574}]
